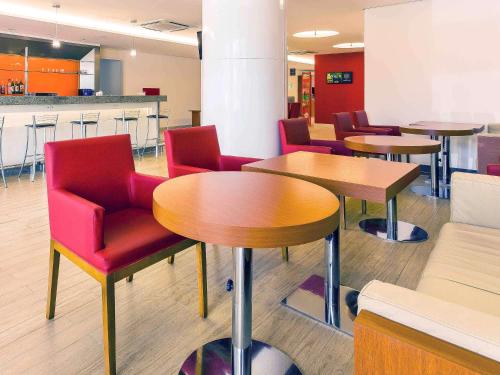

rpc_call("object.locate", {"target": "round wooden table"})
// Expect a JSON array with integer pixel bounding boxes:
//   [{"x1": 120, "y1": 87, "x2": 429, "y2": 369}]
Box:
[
  {"x1": 343, "y1": 135, "x2": 438, "y2": 242},
  {"x1": 153, "y1": 172, "x2": 340, "y2": 375},
  {"x1": 401, "y1": 122, "x2": 484, "y2": 198}
]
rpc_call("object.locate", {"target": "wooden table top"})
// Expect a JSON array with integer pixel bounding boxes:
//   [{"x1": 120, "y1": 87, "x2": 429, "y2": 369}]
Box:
[
  {"x1": 242, "y1": 152, "x2": 420, "y2": 203},
  {"x1": 401, "y1": 121, "x2": 485, "y2": 136},
  {"x1": 153, "y1": 171, "x2": 339, "y2": 248},
  {"x1": 344, "y1": 135, "x2": 441, "y2": 155}
]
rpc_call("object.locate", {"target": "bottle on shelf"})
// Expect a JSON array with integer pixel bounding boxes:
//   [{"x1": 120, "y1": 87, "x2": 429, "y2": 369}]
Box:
[
  {"x1": 14, "y1": 80, "x2": 18, "y2": 95},
  {"x1": 19, "y1": 80, "x2": 24, "y2": 95},
  {"x1": 7, "y1": 79, "x2": 12, "y2": 95},
  {"x1": 12, "y1": 80, "x2": 17, "y2": 95},
  {"x1": 0, "y1": 82, "x2": 4, "y2": 95}
]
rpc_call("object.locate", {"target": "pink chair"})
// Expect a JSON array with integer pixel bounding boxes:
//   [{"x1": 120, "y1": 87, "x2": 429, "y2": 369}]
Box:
[
  {"x1": 352, "y1": 110, "x2": 401, "y2": 136},
  {"x1": 487, "y1": 164, "x2": 500, "y2": 176},
  {"x1": 164, "y1": 125, "x2": 260, "y2": 178},
  {"x1": 332, "y1": 112, "x2": 382, "y2": 140},
  {"x1": 279, "y1": 118, "x2": 353, "y2": 156},
  {"x1": 45, "y1": 135, "x2": 207, "y2": 375},
  {"x1": 165, "y1": 125, "x2": 290, "y2": 261}
]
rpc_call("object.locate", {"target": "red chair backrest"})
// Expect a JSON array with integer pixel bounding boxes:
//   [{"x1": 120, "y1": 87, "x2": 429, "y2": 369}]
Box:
[
  {"x1": 45, "y1": 135, "x2": 135, "y2": 212},
  {"x1": 353, "y1": 110, "x2": 369, "y2": 128},
  {"x1": 279, "y1": 118, "x2": 311, "y2": 147},
  {"x1": 165, "y1": 125, "x2": 222, "y2": 173}
]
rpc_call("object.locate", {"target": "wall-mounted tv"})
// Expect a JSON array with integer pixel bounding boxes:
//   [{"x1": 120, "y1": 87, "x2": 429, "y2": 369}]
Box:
[{"x1": 327, "y1": 71, "x2": 353, "y2": 84}]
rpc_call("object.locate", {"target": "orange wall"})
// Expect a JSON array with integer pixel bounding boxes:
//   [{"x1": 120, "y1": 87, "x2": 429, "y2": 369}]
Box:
[{"x1": 0, "y1": 54, "x2": 79, "y2": 96}]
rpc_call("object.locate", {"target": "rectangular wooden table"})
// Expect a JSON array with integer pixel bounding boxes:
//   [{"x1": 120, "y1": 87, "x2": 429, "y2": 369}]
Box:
[{"x1": 243, "y1": 152, "x2": 423, "y2": 334}]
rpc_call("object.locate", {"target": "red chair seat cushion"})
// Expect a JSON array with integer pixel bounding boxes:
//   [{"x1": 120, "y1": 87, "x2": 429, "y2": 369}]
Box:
[
  {"x1": 487, "y1": 164, "x2": 500, "y2": 176},
  {"x1": 80, "y1": 208, "x2": 186, "y2": 273}
]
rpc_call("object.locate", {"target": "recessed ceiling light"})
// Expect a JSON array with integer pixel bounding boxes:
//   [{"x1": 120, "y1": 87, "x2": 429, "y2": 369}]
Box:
[
  {"x1": 333, "y1": 42, "x2": 364, "y2": 49},
  {"x1": 293, "y1": 30, "x2": 339, "y2": 38}
]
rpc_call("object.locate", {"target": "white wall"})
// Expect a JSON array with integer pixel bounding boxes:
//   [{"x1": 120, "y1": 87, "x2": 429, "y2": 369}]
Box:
[
  {"x1": 365, "y1": 0, "x2": 500, "y2": 169},
  {"x1": 100, "y1": 48, "x2": 201, "y2": 127}
]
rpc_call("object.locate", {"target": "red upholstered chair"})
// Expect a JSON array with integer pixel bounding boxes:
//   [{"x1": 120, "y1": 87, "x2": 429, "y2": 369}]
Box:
[
  {"x1": 165, "y1": 125, "x2": 290, "y2": 261},
  {"x1": 487, "y1": 164, "x2": 500, "y2": 176},
  {"x1": 165, "y1": 125, "x2": 260, "y2": 177},
  {"x1": 332, "y1": 112, "x2": 377, "y2": 140},
  {"x1": 288, "y1": 102, "x2": 301, "y2": 119},
  {"x1": 44, "y1": 135, "x2": 207, "y2": 375},
  {"x1": 279, "y1": 118, "x2": 353, "y2": 156},
  {"x1": 353, "y1": 110, "x2": 401, "y2": 136}
]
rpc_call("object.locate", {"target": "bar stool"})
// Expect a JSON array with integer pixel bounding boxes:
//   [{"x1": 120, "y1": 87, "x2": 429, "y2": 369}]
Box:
[
  {"x1": 18, "y1": 114, "x2": 58, "y2": 182},
  {"x1": 114, "y1": 110, "x2": 140, "y2": 151},
  {"x1": 70, "y1": 112, "x2": 100, "y2": 139},
  {"x1": 0, "y1": 115, "x2": 6, "y2": 188},
  {"x1": 142, "y1": 112, "x2": 169, "y2": 157}
]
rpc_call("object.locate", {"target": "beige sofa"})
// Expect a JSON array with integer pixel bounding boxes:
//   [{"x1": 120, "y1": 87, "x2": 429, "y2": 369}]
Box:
[{"x1": 355, "y1": 172, "x2": 500, "y2": 374}]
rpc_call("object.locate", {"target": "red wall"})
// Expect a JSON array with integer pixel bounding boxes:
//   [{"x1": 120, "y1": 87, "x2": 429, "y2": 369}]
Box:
[{"x1": 315, "y1": 52, "x2": 364, "y2": 124}]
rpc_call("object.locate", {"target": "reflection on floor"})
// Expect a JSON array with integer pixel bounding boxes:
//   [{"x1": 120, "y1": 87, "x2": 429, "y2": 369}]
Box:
[{"x1": 0, "y1": 150, "x2": 449, "y2": 374}]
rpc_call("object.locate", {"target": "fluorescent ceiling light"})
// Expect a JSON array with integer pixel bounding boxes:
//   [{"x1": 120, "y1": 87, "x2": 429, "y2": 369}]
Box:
[
  {"x1": 130, "y1": 49, "x2": 137, "y2": 57},
  {"x1": 333, "y1": 42, "x2": 364, "y2": 49},
  {"x1": 0, "y1": 1, "x2": 198, "y2": 46},
  {"x1": 293, "y1": 30, "x2": 339, "y2": 38},
  {"x1": 287, "y1": 55, "x2": 315, "y2": 65}
]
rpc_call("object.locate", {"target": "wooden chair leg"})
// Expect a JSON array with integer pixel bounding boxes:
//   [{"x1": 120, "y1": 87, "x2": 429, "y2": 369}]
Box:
[
  {"x1": 46, "y1": 241, "x2": 60, "y2": 320},
  {"x1": 126, "y1": 274, "x2": 133, "y2": 282},
  {"x1": 196, "y1": 242, "x2": 208, "y2": 319},
  {"x1": 281, "y1": 247, "x2": 289, "y2": 262},
  {"x1": 101, "y1": 276, "x2": 116, "y2": 375},
  {"x1": 167, "y1": 255, "x2": 175, "y2": 264}
]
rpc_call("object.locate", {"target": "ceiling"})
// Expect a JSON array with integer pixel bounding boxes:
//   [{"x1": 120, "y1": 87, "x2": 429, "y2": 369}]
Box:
[{"x1": 0, "y1": 0, "x2": 417, "y2": 60}]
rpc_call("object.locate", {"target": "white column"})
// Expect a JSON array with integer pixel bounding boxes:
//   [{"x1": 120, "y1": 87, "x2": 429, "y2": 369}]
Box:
[{"x1": 202, "y1": 0, "x2": 286, "y2": 158}]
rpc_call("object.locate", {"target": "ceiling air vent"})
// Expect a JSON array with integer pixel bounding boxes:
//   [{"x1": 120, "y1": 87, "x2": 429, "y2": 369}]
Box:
[
  {"x1": 289, "y1": 50, "x2": 318, "y2": 55},
  {"x1": 140, "y1": 19, "x2": 190, "y2": 32}
]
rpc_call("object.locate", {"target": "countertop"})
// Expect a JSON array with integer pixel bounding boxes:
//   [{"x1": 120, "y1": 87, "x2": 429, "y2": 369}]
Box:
[{"x1": 0, "y1": 95, "x2": 167, "y2": 106}]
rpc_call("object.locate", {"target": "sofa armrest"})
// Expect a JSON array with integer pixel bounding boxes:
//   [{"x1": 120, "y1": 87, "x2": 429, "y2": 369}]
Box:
[
  {"x1": 48, "y1": 189, "x2": 104, "y2": 255},
  {"x1": 282, "y1": 144, "x2": 331, "y2": 155},
  {"x1": 450, "y1": 172, "x2": 500, "y2": 230},
  {"x1": 169, "y1": 164, "x2": 211, "y2": 178},
  {"x1": 357, "y1": 280, "x2": 500, "y2": 362},
  {"x1": 129, "y1": 172, "x2": 167, "y2": 210},
  {"x1": 219, "y1": 155, "x2": 262, "y2": 171}
]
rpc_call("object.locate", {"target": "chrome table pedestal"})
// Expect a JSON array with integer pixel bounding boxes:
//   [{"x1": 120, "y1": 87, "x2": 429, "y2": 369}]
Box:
[
  {"x1": 360, "y1": 153, "x2": 429, "y2": 243},
  {"x1": 411, "y1": 135, "x2": 451, "y2": 199},
  {"x1": 282, "y1": 229, "x2": 359, "y2": 336},
  {"x1": 179, "y1": 247, "x2": 301, "y2": 375}
]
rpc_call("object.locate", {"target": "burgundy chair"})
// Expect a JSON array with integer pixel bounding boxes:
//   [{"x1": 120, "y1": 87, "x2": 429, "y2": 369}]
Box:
[
  {"x1": 332, "y1": 112, "x2": 378, "y2": 140},
  {"x1": 487, "y1": 164, "x2": 500, "y2": 176},
  {"x1": 478, "y1": 135, "x2": 500, "y2": 174},
  {"x1": 279, "y1": 118, "x2": 353, "y2": 156},
  {"x1": 353, "y1": 110, "x2": 401, "y2": 136},
  {"x1": 165, "y1": 125, "x2": 290, "y2": 261},
  {"x1": 45, "y1": 135, "x2": 207, "y2": 375},
  {"x1": 288, "y1": 102, "x2": 301, "y2": 119}
]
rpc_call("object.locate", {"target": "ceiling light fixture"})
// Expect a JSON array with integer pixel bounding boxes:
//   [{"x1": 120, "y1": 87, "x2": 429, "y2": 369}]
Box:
[
  {"x1": 333, "y1": 42, "x2": 364, "y2": 49},
  {"x1": 130, "y1": 20, "x2": 137, "y2": 57},
  {"x1": 52, "y1": 4, "x2": 61, "y2": 49},
  {"x1": 0, "y1": 2, "x2": 198, "y2": 46},
  {"x1": 293, "y1": 30, "x2": 339, "y2": 38}
]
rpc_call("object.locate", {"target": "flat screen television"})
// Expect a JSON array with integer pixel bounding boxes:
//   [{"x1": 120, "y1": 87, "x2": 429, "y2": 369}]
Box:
[{"x1": 327, "y1": 71, "x2": 353, "y2": 84}]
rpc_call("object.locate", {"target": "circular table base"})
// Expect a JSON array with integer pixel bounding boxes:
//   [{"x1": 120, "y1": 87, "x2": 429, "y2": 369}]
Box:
[
  {"x1": 359, "y1": 219, "x2": 428, "y2": 242},
  {"x1": 178, "y1": 338, "x2": 302, "y2": 375},
  {"x1": 411, "y1": 185, "x2": 450, "y2": 199}
]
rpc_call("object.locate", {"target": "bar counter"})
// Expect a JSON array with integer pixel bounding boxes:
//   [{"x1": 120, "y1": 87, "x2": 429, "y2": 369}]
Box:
[
  {"x1": 0, "y1": 95, "x2": 167, "y2": 168},
  {"x1": 0, "y1": 95, "x2": 167, "y2": 106}
]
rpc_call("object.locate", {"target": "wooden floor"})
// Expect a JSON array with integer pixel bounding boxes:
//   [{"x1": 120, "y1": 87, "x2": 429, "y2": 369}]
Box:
[{"x1": 0, "y1": 137, "x2": 450, "y2": 374}]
